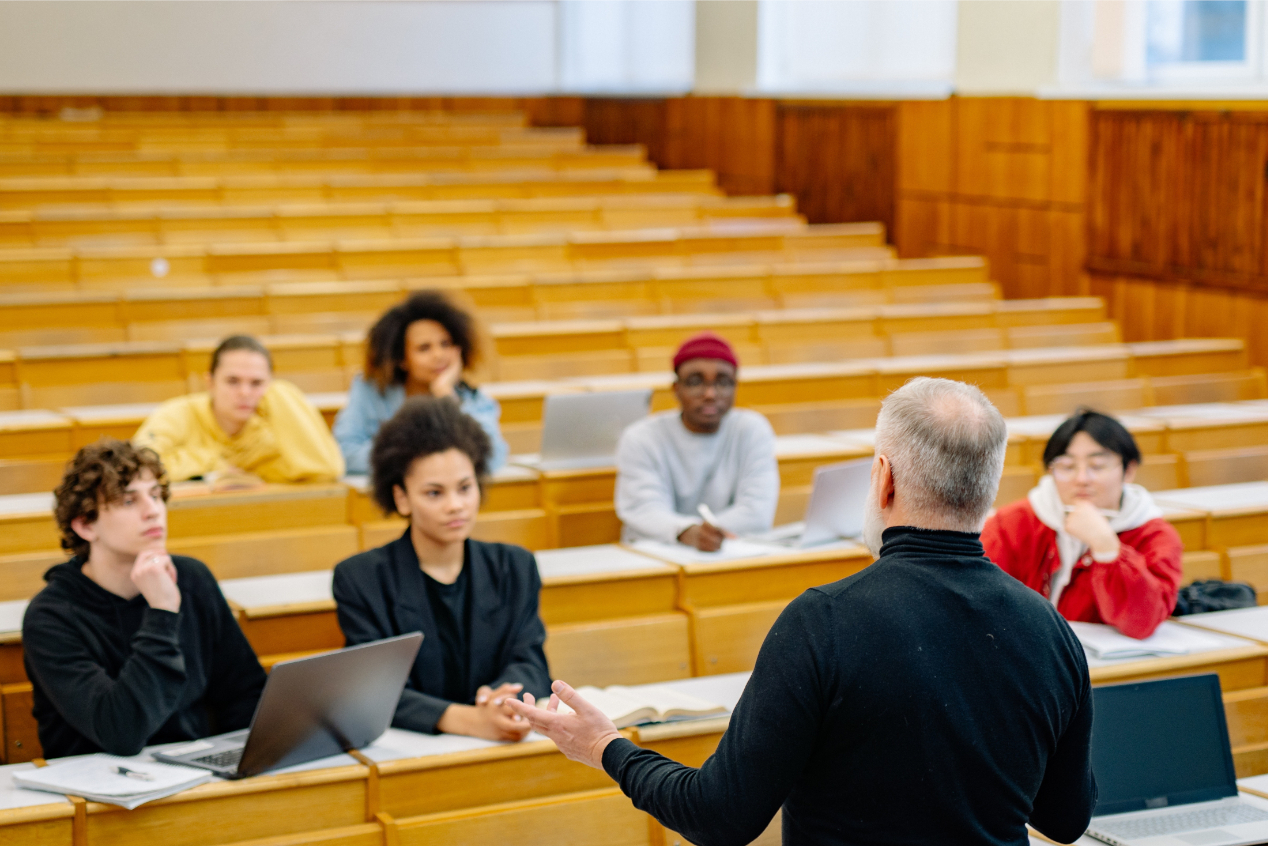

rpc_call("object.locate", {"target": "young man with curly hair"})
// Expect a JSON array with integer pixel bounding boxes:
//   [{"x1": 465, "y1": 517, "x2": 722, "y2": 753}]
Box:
[{"x1": 22, "y1": 439, "x2": 265, "y2": 758}]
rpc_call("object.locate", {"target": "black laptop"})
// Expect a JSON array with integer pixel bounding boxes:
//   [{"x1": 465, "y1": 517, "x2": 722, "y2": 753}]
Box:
[
  {"x1": 1085, "y1": 674, "x2": 1267, "y2": 846},
  {"x1": 154, "y1": 633, "x2": 422, "y2": 779}
]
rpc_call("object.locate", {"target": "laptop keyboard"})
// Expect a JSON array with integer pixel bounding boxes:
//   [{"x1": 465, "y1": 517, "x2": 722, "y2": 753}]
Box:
[
  {"x1": 1093, "y1": 804, "x2": 1267, "y2": 839},
  {"x1": 190, "y1": 748, "x2": 244, "y2": 770}
]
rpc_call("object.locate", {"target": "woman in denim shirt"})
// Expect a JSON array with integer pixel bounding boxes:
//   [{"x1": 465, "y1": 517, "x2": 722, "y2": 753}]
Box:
[{"x1": 334, "y1": 291, "x2": 508, "y2": 475}]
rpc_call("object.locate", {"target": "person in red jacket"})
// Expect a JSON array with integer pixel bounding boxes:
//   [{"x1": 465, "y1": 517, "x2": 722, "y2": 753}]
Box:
[{"x1": 982, "y1": 409, "x2": 1182, "y2": 639}]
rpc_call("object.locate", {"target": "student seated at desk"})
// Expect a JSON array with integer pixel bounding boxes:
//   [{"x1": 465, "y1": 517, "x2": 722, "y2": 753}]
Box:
[
  {"x1": 134, "y1": 335, "x2": 343, "y2": 484},
  {"x1": 982, "y1": 409, "x2": 1183, "y2": 639},
  {"x1": 23, "y1": 440, "x2": 266, "y2": 758},
  {"x1": 333, "y1": 397, "x2": 549, "y2": 742},
  {"x1": 333, "y1": 291, "x2": 508, "y2": 476},
  {"x1": 615, "y1": 333, "x2": 778, "y2": 551}
]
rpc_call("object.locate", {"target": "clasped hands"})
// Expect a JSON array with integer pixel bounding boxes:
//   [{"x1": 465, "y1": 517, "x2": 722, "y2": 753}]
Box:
[{"x1": 437, "y1": 682, "x2": 533, "y2": 742}]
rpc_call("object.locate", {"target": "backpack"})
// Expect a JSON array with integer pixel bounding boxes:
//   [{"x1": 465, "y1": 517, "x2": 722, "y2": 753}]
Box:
[{"x1": 1173, "y1": 580, "x2": 1258, "y2": 616}]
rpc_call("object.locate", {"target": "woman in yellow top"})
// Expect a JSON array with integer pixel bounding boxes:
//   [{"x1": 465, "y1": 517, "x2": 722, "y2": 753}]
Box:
[{"x1": 133, "y1": 336, "x2": 344, "y2": 483}]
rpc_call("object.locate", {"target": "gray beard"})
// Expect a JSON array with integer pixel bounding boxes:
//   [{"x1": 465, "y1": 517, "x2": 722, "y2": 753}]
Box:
[{"x1": 862, "y1": 492, "x2": 885, "y2": 559}]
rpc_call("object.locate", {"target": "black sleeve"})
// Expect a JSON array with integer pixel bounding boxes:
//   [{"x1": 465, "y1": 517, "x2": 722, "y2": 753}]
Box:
[
  {"x1": 22, "y1": 604, "x2": 188, "y2": 757},
  {"x1": 601, "y1": 591, "x2": 834, "y2": 846},
  {"x1": 195, "y1": 565, "x2": 266, "y2": 733},
  {"x1": 487, "y1": 554, "x2": 551, "y2": 699},
  {"x1": 332, "y1": 562, "x2": 453, "y2": 734},
  {"x1": 1029, "y1": 675, "x2": 1098, "y2": 843}
]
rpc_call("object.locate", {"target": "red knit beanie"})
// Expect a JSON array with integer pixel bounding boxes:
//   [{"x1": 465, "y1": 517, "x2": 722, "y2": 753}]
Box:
[{"x1": 672, "y1": 332, "x2": 739, "y2": 372}]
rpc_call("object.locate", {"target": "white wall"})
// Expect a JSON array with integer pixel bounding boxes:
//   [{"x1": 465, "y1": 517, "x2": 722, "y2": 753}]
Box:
[
  {"x1": 558, "y1": 0, "x2": 695, "y2": 93},
  {"x1": 0, "y1": 1, "x2": 558, "y2": 94},
  {"x1": 756, "y1": 0, "x2": 958, "y2": 96}
]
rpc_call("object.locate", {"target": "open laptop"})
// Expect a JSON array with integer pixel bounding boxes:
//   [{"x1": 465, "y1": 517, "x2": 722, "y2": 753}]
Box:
[
  {"x1": 1085, "y1": 674, "x2": 1268, "y2": 846},
  {"x1": 536, "y1": 389, "x2": 652, "y2": 471},
  {"x1": 758, "y1": 457, "x2": 872, "y2": 548},
  {"x1": 154, "y1": 633, "x2": 422, "y2": 779}
]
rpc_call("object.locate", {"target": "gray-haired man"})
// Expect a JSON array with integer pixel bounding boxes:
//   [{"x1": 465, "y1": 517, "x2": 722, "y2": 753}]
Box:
[{"x1": 512, "y1": 377, "x2": 1097, "y2": 846}]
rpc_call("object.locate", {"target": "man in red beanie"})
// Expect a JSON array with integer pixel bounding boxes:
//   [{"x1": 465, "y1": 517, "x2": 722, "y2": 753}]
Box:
[{"x1": 615, "y1": 332, "x2": 778, "y2": 551}]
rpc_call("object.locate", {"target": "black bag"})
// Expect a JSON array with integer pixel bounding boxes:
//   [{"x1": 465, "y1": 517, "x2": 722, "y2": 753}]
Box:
[{"x1": 1173, "y1": 580, "x2": 1258, "y2": 616}]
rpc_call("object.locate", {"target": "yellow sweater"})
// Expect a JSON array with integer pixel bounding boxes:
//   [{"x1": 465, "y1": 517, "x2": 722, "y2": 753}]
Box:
[{"x1": 133, "y1": 380, "x2": 344, "y2": 483}]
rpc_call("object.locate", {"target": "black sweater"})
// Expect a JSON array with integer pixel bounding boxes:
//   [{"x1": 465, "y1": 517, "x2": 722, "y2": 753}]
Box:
[
  {"x1": 602, "y1": 527, "x2": 1097, "y2": 846},
  {"x1": 22, "y1": 556, "x2": 266, "y2": 759},
  {"x1": 332, "y1": 532, "x2": 552, "y2": 733}
]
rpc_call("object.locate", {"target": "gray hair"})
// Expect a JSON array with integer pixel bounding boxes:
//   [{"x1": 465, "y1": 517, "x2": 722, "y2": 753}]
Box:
[{"x1": 874, "y1": 377, "x2": 1007, "y2": 532}]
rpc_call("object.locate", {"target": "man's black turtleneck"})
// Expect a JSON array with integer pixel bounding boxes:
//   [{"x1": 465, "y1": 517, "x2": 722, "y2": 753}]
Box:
[
  {"x1": 602, "y1": 526, "x2": 1097, "y2": 846},
  {"x1": 22, "y1": 555, "x2": 266, "y2": 759}
]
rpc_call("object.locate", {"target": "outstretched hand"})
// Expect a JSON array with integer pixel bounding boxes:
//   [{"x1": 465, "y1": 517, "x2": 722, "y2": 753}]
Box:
[{"x1": 506, "y1": 680, "x2": 623, "y2": 769}]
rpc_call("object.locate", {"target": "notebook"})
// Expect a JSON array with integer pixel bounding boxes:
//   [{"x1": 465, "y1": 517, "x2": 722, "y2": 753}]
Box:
[
  {"x1": 13, "y1": 756, "x2": 211, "y2": 809},
  {"x1": 1084, "y1": 674, "x2": 1268, "y2": 846},
  {"x1": 1070, "y1": 621, "x2": 1233, "y2": 660}
]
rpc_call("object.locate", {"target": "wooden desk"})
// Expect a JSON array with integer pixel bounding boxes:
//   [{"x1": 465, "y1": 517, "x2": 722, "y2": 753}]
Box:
[
  {"x1": 1155, "y1": 482, "x2": 1269, "y2": 549},
  {"x1": 631, "y1": 541, "x2": 873, "y2": 675},
  {"x1": 1086, "y1": 622, "x2": 1268, "y2": 778},
  {"x1": 220, "y1": 570, "x2": 340, "y2": 661},
  {"x1": 538, "y1": 545, "x2": 689, "y2": 687},
  {"x1": 0, "y1": 763, "x2": 75, "y2": 846},
  {"x1": 1180, "y1": 607, "x2": 1268, "y2": 645},
  {"x1": 1005, "y1": 413, "x2": 1166, "y2": 466},
  {"x1": 1135, "y1": 402, "x2": 1269, "y2": 452}
]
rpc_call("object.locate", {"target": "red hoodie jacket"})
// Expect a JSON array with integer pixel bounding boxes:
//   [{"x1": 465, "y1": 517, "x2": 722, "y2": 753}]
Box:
[{"x1": 981, "y1": 500, "x2": 1184, "y2": 639}]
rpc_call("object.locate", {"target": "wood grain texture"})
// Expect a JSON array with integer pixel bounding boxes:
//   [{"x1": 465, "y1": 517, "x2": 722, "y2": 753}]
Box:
[
  {"x1": 774, "y1": 103, "x2": 896, "y2": 233},
  {"x1": 1087, "y1": 109, "x2": 1268, "y2": 293}
]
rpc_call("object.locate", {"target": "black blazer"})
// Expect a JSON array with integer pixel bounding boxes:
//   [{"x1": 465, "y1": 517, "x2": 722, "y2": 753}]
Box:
[{"x1": 332, "y1": 532, "x2": 551, "y2": 733}]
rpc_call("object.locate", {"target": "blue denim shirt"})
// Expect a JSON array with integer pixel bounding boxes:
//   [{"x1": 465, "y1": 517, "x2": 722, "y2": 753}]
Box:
[{"x1": 333, "y1": 374, "x2": 508, "y2": 475}]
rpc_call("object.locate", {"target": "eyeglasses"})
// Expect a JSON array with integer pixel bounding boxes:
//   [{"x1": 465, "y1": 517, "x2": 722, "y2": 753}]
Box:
[
  {"x1": 679, "y1": 374, "x2": 736, "y2": 394},
  {"x1": 1048, "y1": 458, "x2": 1123, "y2": 481}
]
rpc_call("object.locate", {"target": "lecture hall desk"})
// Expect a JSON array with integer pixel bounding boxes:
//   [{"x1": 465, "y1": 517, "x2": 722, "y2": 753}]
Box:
[
  {"x1": 0, "y1": 674, "x2": 753, "y2": 846},
  {"x1": 1, "y1": 644, "x2": 1265, "y2": 846}
]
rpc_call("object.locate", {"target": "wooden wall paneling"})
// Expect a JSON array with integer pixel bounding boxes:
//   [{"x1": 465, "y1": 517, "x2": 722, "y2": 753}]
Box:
[
  {"x1": 895, "y1": 99, "x2": 955, "y2": 258},
  {"x1": 580, "y1": 98, "x2": 669, "y2": 166},
  {"x1": 661, "y1": 96, "x2": 777, "y2": 195},
  {"x1": 774, "y1": 102, "x2": 897, "y2": 235},
  {"x1": 1087, "y1": 109, "x2": 1268, "y2": 293}
]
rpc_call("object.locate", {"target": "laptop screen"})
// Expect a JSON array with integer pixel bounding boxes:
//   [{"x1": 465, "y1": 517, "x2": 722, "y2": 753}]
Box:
[{"x1": 1090, "y1": 674, "x2": 1238, "y2": 816}]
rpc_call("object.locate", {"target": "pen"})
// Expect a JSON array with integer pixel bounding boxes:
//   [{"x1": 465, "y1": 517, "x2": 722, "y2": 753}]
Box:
[
  {"x1": 114, "y1": 766, "x2": 155, "y2": 782},
  {"x1": 697, "y1": 504, "x2": 720, "y2": 526}
]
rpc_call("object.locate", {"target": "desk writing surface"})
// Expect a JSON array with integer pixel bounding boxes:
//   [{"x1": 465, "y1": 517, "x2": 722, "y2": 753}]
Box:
[
  {"x1": 1180, "y1": 607, "x2": 1269, "y2": 644},
  {"x1": 773, "y1": 433, "x2": 867, "y2": 457},
  {"x1": 0, "y1": 763, "x2": 71, "y2": 811},
  {"x1": 358, "y1": 727, "x2": 548, "y2": 764},
  {"x1": 0, "y1": 492, "x2": 54, "y2": 517},
  {"x1": 536, "y1": 543, "x2": 675, "y2": 580},
  {"x1": 0, "y1": 599, "x2": 27, "y2": 636},
  {"x1": 59, "y1": 402, "x2": 160, "y2": 424},
  {"x1": 218, "y1": 570, "x2": 333, "y2": 612},
  {"x1": 1154, "y1": 482, "x2": 1269, "y2": 514},
  {"x1": 1238, "y1": 774, "x2": 1268, "y2": 796},
  {"x1": 1133, "y1": 402, "x2": 1268, "y2": 422},
  {"x1": 626, "y1": 538, "x2": 788, "y2": 566}
]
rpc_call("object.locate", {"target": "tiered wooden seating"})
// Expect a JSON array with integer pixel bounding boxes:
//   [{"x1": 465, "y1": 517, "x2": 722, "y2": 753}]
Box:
[{"x1": 0, "y1": 195, "x2": 798, "y2": 250}]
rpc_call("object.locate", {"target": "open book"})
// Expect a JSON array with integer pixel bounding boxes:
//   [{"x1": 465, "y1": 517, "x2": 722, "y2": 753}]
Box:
[{"x1": 558, "y1": 684, "x2": 728, "y2": 728}]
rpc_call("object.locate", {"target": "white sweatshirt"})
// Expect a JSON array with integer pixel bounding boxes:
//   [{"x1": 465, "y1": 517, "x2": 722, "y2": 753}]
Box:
[{"x1": 615, "y1": 409, "x2": 779, "y2": 544}]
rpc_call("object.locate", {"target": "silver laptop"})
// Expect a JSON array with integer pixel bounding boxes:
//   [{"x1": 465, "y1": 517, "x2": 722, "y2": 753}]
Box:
[
  {"x1": 537, "y1": 389, "x2": 652, "y2": 471},
  {"x1": 759, "y1": 457, "x2": 872, "y2": 547},
  {"x1": 154, "y1": 633, "x2": 422, "y2": 779},
  {"x1": 1085, "y1": 674, "x2": 1267, "y2": 846}
]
